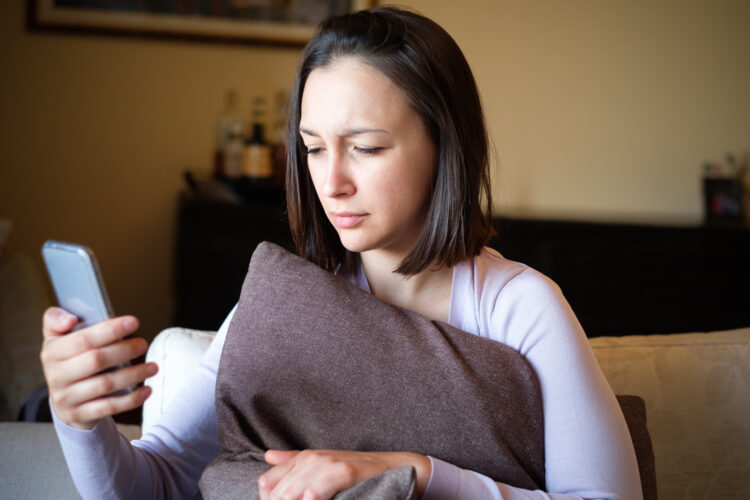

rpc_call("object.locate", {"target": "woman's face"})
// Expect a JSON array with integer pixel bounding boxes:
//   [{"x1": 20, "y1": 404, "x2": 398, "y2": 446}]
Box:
[{"x1": 300, "y1": 57, "x2": 437, "y2": 258}]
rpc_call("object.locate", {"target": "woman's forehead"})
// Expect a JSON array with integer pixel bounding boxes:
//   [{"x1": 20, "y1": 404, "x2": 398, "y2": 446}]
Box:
[
  {"x1": 304, "y1": 58, "x2": 398, "y2": 99},
  {"x1": 300, "y1": 58, "x2": 412, "y2": 132}
]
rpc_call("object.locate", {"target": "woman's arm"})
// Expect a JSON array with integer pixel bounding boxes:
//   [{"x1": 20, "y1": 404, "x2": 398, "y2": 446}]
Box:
[
  {"x1": 496, "y1": 270, "x2": 641, "y2": 499},
  {"x1": 52, "y1": 307, "x2": 235, "y2": 499},
  {"x1": 427, "y1": 267, "x2": 641, "y2": 500}
]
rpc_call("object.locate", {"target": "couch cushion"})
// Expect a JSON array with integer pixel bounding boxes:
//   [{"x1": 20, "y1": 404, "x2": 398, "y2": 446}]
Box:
[
  {"x1": 0, "y1": 422, "x2": 140, "y2": 500},
  {"x1": 199, "y1": 242, "x2": 545, "y2": 499},
  {"x1": 591, "y1": 329, "x2": 750, "y2": 500},
  {"x1": 0, "y1": 422, "x2": 79, "y2": 499}
]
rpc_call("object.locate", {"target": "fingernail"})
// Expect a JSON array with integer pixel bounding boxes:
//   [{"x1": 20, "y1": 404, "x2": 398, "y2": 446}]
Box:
[
  {"x1": 147, "y1": 363, "x2": 158, "y2": 376},
  {"x1": 141, "y1": 385, "x2": 152, "y2": 398},
  {"x1": 57, "y1": 309, "x2": 77, "y2": 323},
  {"x1": 123, "y1": 317, "x2": 139, "y2": 333}
]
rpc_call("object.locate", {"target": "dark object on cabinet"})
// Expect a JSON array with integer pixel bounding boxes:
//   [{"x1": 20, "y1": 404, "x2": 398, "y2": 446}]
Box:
[{"x1": 174, "y1": 193, "x2": 750, "y2": 337}]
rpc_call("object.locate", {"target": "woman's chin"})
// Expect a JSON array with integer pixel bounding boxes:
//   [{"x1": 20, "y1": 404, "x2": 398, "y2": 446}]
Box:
[
  {"x1": 338, "y1": 238, "x2": 368, "y2": 254},
  {"x1": 336, "y1": 232, "x2": 374, "y2": 254}
]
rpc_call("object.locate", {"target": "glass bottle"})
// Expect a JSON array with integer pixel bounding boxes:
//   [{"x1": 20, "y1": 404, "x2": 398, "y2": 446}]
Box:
[
  {"x1": 214, "y1": 89, "x2": 246, "y2": 178},
  {"x1": 242, "y1": 97, "x2": 273, "y2": 180},
  {"x1": 223, "y1": 122, "x2": 245, "y2": 179}
]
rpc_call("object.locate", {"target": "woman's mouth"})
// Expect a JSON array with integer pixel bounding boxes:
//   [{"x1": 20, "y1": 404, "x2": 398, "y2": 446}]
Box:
[{"x1": 331, "y1": 211, "x2": 367, "y2": 229}]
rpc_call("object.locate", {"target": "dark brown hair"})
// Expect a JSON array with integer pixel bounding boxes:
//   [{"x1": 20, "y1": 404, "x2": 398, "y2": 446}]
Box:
[{"x1": 286, "y1": 7, "x2": 492, "y2": 275}]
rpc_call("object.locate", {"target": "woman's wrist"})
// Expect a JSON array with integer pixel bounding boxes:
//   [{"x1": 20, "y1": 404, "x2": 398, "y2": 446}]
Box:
[{"x1": 385, "y1": 452, "x2": 432, "y2": 497}]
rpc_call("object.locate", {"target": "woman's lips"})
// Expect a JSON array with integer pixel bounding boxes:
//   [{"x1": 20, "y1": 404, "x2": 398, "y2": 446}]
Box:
[{"x1": 331, "y1": 212, "x2": 367, "y2": 229}]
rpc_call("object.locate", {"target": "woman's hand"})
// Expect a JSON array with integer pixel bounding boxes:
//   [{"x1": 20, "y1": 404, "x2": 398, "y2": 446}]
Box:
[
  {"x1": 40, "y1": 307, "x2": 158, "y2": 430},
  {"x1": 258, "y1": 449, "x2": 431, "y2": 500}
]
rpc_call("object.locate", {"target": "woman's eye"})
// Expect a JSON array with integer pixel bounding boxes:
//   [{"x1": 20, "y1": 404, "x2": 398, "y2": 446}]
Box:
[
  {"x1": 306, "y1": 147, "x2": 323, "y2": 156},
  {"x1": 354, "y1": 146, "x2": 383, "y2": 155}
]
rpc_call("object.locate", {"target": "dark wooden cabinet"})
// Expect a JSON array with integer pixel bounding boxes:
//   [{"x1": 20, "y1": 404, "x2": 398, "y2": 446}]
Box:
[
  {"x1": 174, "y1": 192, "x2": 750, "y2": 337},
  {"x1": 174, "y1": 189, "x2": 294, "y2": 330},
  {"x1": 491, "y1": 218, "x2": 750, "y2": 337}
]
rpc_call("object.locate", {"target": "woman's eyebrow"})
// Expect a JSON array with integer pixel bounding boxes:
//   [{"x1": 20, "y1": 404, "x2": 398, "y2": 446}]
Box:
[{"x1": 299, "y1": 127, "x2": 388, "y2": 137}]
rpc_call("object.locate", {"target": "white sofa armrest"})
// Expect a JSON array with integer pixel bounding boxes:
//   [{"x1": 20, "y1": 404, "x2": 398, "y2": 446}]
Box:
[{"x1": 143, "y1": 327, "x2": 216, "y2": 432}]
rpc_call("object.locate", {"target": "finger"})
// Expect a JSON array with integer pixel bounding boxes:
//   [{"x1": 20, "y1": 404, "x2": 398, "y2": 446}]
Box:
[
  {"x1": 42, "y1": 316, "x2": 140, "y2": 363},
  {"x1": 42, "y1": 307, "x2": 79, "y2": 338},
  {"x1": 268, "y1": 451, "x2": 346, "y2": 500},
  {"x1": 300, "y1": 460, "x2": 358, "y2": 500},
  {"x1": 53, "y1": 362, "x2": 159, "y2": 408},
  {"x1": 300, "y1": 461, "x2": 355, "y2": 500},
  {"x1": 265, "y1": 449, "x2": 300, "y2": 465},
  {"x1": 47, "y1": 336, "x2": 149, "y2": 389},
  {"x1": 258, "y1": 454, "x2": 299, "y2": 499},
  {"x1": 59, "y1": 385, "x2": 153, "y2": 430}
]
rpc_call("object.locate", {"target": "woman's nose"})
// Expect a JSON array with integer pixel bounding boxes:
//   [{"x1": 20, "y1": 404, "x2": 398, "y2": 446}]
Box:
[{"x1": 320, "y1": 152, "x2": 355, "y2": 198}]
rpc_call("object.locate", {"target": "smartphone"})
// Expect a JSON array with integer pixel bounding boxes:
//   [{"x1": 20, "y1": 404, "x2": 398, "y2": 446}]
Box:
[
  {"x1": 42, "y1": 241, "x2": 114, "y2": 331},
  {"x1": 42, "y1": 240, "x2": 134, "y2": 394}
]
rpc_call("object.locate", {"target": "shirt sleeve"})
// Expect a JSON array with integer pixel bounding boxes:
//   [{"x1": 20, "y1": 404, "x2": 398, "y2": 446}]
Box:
[
  {"x1": 422, "y1": 268, "x2": 642, "y2": 500},
  {"x1": 52, "y1": 306, "x2": 236, "y2": 499}
]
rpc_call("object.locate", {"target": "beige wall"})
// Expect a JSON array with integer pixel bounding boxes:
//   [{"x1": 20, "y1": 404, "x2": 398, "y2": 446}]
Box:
[
  {"x1": 0, "y1": 1, "x2": 301, "y2": 337},
  {"x1": 1, "y1": 0, "x2": 748, "y2": 337},
  {"x1": 410, "y1": 0, "x2": 750, "y2": 220}
]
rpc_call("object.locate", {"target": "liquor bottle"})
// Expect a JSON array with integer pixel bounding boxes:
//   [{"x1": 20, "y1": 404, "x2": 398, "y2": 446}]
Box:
[
  {"x1": 223, "y1": 122, "x2": 245, "y2": 179},
  {"x1": 242, "y1": 97, "x2": 273, "y2": 180},
  {"x1": 214, "y1": 88, "x2": 246, "y2": 178},
  {"x1": 270, "y1": 90, "x2": 289, "y2": 187}
]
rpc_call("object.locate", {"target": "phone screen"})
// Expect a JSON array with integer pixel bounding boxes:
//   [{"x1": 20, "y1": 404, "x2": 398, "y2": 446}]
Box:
[{"x1": 42, "y1": 241, "x2": 113, "y2": 332}]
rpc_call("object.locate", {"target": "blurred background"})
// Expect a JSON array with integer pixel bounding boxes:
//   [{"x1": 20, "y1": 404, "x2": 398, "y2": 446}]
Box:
[{"x1": 1, "y1": 1, "x2": 749, "y2": 418}]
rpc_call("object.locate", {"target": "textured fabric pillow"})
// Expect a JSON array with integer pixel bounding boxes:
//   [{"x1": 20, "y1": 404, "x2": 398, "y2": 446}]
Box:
[{"x1": 199, "y1": 242, "x2": 545, "y2": 500}]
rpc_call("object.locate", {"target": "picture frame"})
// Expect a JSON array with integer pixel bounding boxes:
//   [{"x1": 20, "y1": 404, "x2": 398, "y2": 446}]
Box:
[
  {"x1": 703, "y1": 177, "x2": 746, "y2": 227},
  {"x1": 27, "y1": 1, "x2": 377, "y2": 47}
]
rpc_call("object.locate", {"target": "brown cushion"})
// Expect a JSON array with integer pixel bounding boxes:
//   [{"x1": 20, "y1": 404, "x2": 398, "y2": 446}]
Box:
[
  {"x1": 199, "y1": 242, "x2": 546, "y2": 499},
  {"x1": 616, "y1": 395, "x2": 657, "y2": 500}
]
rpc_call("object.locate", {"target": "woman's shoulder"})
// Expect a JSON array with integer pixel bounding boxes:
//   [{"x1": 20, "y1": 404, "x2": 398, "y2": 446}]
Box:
[
  {"x1": 452, "y1": 247, "x2": 573, "y2": 343},
  {"x1": 460, "y1": 246, "x2": 561, "y2": 299}
]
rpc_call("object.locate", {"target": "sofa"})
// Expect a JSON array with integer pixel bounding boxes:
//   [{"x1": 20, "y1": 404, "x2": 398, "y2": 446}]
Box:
[{"x1": 1, "y1": 326, "x2": 748, "y2": 499}]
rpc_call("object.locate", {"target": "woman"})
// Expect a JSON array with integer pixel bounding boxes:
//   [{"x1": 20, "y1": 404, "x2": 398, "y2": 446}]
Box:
[{"x1": 41, "y1": 7, "x2": 642, "y2": 500}]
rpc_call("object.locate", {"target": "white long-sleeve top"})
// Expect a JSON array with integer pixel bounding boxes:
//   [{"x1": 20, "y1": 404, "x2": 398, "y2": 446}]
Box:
[{"x1": 52, "y1": 247, "x2": 642, "y2": 499}]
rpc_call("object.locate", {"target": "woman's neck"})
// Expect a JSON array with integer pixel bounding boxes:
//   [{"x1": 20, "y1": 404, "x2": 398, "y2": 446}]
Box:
[{"x1": 359, "y1": 250, "x2": 453, "y2": 323}]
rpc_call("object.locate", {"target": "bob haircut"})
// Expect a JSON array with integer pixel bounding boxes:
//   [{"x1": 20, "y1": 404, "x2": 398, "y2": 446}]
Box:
[{"x1": 286, "y1": 6, "x2": 492, "y2": 276}]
